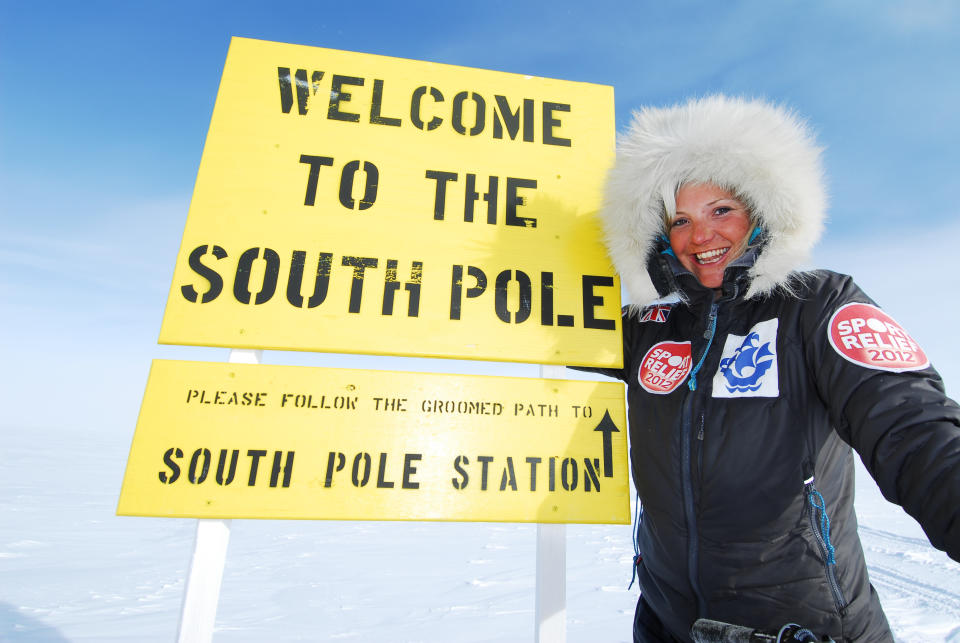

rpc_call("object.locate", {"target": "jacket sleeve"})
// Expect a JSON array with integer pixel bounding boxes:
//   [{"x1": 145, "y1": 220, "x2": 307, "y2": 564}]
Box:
[
  {"x1": 567, "y1": 306, "x2": 634, "y2": 382},
  {"x1": 801, "y1": 272, "x2": 960, "y2": 561}
]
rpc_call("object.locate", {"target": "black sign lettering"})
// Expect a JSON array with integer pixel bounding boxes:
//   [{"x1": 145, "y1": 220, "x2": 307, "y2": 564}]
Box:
[
  {"x1": 352, "y1": 452, "x2": 372, "y2": 487},
  {"x1": 341, "y1": 256, "x2": 379, "y2": 313},
  {"x1": 300, "y1": 154, "x2": 334, "y2": 206},
  {"x1": 369, "y1": 79, "x2": 401, "y2": 127},
  {"x1": 402, "y1": 453, "x2": 422, "y2": 489},
  {"x1": 376, "y1": 453, "x2": 395, "y2": 488},
  {"x1": 462, "y1": 173, "x2": 480, "y2": 223},
  {"x1": 325, "y1": 452, "x2": 346, "y2": 488},
  {"x1": 540, "y1": 272, "x2": 555, "y2": 326},
  {"x1": 525, "y1": 457, "x2": 541, "y2": 491},
  {"x1": 181, "y1": 245, "x2": 227, "y2": 303},
  {"x1": 234, "y1": 247, "x2": 281, "y2": 305},
  {"x1": 247, "y1": 449, "x2": 268, "y2": 486},
  {"x1": 338, "y1": 160, "x2": 379, "y2": 210},
  {"x1": 425, "y1": 170, "x2": 457, "y2": 220},
  {"x1": 582, "y1": 275, "x2": 616, "y2": 330},
  {"x1": 561, "y1": 457, "x2": 578, "y2": 491},
  {"x1": 287, "y1": 251, "x2": 332, "y2": 308},
  {"x1": 185, "y1": 389, "x2": 268, "y2": 406},
  {"x1": 328, "y1": 75, "x2": 364, "y2": 122},
  {"x1": 277, "y1": 68, "x2": 574, "y2": 146},
  {"x1": 382, "y1": 260, "x2": 422, "y2": 317},
  {"x1": 594, "y1": 410, "x2": 619, "y2": 478},
  {"x1": 410, "y1": 85, "x2": 444, "y2": 131},
  {"x1": 278, "y1": 68, "x2": 323, "y2": 115},
  {"x1": 449, "y1": 265, "x2": 487, "y2": 320},
  {"x1": 159, "y1": 447, "x2": 183, "y2": 484},
  {"x1": 216, "y1": 449, "x2": 239, "y2": 485},
  {"x1": 499, "y1": 457, "x2": 518, "y2": 491},
  {"x1": 492, "y1": 96, "x2": 534, "y2": 142},
  {"x1": 452, "y1": 455, "x2": 469, "y2": 489},
  {"x1": 157, "y1": 447, "x2": 295, "y2": 489},
  {"x1": 269, "y1": 451, "x2": 295, "y2": 488},
  {"x1": 188, "y1": 448, "x2": 211, "y2": 484},
  {"x1": 452, "y1": 91, "x2": 485, "y2": 136},
  {"x1": 372, "y1": 397, "x2": 408, "y2": 412},
  {"x1": 505, "y1": 177, "x2": 537, "y2": 228},
  {"x1": 542, "y1": 102, "x2": 571, "y2": 147},
  {"x1": 494, "y1": 269, "x2": 532, "y2": 324},
  {"x1": 583, "y1": 458, "x2": 601, "y2": 492},
  {"x1": 477, "y1": 455, "x2": 494, "y2": 491}
]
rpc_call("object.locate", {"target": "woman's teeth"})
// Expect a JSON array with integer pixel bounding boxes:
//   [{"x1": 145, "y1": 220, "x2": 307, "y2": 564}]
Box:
[{"x1": 695, "y1": 248, "x2": 728, "y2": 264}]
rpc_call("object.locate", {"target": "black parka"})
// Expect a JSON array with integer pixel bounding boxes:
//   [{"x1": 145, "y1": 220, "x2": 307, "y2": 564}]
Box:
[{"x1": 593, "y1": 262, "x2": 960, "y2": 642}]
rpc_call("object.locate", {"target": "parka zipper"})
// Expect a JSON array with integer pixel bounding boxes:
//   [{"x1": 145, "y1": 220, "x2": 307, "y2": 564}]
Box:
[
  {"x1": 680, "y1": 302, "x2": 718, "y2": 618},
  {"x1": 805, "y1": 475, "x2": 847, "y2": 614},
  {"x1": 696, "y1": 414, "x2": 705, "y2": 478}
]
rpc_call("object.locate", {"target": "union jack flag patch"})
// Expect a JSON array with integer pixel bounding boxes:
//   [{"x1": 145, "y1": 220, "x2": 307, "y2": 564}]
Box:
[{"x1": 639, "y1": 304, "x2": 673, "y2": 323}]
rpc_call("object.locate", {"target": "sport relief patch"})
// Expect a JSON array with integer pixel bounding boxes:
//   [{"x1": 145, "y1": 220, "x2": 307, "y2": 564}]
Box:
[
  {"x1": 712, "y1": 318, "x2": 779, "y2": 398},
  {"x1": 828, "y1": 303, "x2": 928, "y2": 372},
  {"x1": 638, "y1": 341, "x2": 692, "y2": 394}
]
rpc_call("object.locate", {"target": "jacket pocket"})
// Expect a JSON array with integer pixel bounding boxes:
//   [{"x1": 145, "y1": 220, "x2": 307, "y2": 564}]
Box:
[{"x1": 804, "y1": 476, "x2": 848, "y2": 614}]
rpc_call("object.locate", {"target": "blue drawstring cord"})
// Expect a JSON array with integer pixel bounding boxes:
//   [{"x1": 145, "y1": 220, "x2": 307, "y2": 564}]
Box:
[
  {"x1": 688, "y1": 307, "x2": 717, "y2": 391},
  {"x1": 808, "y1": 488, "x2": 836, "y2": 565},
  {"x1": 658, "y1": 233, "x2": 676, "y2": 257},
  {"x1": 628, "y1": 492, "x2": 643, "y2": 589}
]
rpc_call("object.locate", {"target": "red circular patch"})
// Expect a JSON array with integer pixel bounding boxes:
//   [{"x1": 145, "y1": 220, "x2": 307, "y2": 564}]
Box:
[
  {"x1": 639, "y1": 341, "x2": 692, "y2": 394},
  {"x1": 828, "y1": 303, "x2": 928, "y2": 372}
]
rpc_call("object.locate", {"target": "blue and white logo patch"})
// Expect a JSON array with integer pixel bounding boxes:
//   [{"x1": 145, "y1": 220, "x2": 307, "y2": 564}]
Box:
[{"x1": 712, "y1": 318, "x2": 779, "y2": 398}]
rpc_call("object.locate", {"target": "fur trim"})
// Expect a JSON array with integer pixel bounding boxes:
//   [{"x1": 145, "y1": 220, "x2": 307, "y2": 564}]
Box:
[{"x1": 602, "y1": 95, "x2": 826, "y2": 310}]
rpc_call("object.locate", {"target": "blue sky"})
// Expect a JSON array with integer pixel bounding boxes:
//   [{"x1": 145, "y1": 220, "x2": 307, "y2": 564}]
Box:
[{"x1": 2, "y1": 0, "x2": 959, "y2": 434}]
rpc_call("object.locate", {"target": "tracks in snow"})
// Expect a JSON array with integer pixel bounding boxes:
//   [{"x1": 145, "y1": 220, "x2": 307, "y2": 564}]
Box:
[{"x1": 859, "y1": 525, "x2": 960, "y2": 619}]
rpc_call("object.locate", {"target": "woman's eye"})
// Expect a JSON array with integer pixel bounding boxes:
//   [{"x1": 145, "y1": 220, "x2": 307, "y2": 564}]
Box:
[
  {"x1": 714, "y1": 206, "x2": 732, "y2": 216},
  {"x1": 672, "y1": 217, "x2": 689, "y2": 227}
]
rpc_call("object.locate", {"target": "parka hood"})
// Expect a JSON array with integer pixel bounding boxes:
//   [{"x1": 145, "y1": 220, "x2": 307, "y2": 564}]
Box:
[{"x1": 601, "y1": 95, "x2": 826, "y2": 311}]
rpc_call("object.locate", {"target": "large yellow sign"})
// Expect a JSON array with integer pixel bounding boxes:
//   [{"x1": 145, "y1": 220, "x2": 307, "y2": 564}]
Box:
[
  {"x1": 159, "y1": 37, "x2": 620, "y2": 367},
  {"x1": 118, "y1": 360, "x2": 629, "y2": 523}
]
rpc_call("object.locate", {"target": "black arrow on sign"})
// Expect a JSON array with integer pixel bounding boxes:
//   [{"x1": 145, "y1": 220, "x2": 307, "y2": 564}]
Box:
[{"x1": 593, "y1": 410, "x2": 620, "y2": 478}]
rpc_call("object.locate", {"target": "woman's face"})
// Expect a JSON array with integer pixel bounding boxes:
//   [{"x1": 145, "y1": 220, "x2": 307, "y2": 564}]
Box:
[{"x1": 668, "y1": 183, "x2": 752, "y2": 289}]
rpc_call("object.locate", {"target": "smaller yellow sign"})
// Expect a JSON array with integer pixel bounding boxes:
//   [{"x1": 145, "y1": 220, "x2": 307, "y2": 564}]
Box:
[{"x1": 118, "y1": 360, "x2": 629, "y2": 524}]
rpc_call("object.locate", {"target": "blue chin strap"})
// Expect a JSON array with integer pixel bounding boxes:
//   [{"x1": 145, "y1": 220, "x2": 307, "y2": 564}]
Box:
[{"x1": 658, "y1": 234, "x2": 675, "y2": 256}]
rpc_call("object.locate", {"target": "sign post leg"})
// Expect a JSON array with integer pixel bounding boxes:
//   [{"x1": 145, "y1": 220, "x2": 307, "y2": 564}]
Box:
[
  {"x1": 535, "y1": 365, "x2": 567, "y2": 643},
  {"x1": 177, "y1": 518, "x2": 232, "y2": 642},
  {"x1": 176, "y1": 348, "x2": 261, "y2": 643}
]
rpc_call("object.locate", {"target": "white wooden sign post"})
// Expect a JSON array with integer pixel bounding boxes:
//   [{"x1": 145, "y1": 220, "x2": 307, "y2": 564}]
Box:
[
  {"x1": 176, "y1": 348, "x2": 259, "y2": 643},
  {"x1": 535, "y1": 365, "x2": 568, "y2": 643}
]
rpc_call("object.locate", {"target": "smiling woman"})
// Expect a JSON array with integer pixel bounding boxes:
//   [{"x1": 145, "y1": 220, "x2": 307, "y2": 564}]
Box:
[{"x1": 579, "y1": 95, "x2": 960, "y2": 643}]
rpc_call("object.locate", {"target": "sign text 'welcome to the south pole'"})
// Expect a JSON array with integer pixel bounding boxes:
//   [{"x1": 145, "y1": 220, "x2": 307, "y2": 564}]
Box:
[{"x1": 158, "y1": 37, "x2": 621, "y2": 367}]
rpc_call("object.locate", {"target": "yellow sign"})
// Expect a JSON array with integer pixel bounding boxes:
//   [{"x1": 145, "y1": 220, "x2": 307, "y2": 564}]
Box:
[
  {"x1": 159, "y1": 37, "x2": 620, "y2": 367},
  {"x1": 118, "y1": 360, "x2": 629, "y2": 523}
]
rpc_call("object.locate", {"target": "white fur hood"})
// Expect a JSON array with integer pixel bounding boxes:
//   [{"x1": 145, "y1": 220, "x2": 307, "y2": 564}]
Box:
[{"x1": 601, "y1": 95, "x2": 826, "y2": 310}]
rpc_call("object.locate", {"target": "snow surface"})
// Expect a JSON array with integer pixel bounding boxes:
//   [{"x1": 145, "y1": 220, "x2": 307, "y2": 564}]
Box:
[{"x1": 2, "y1": 419, "x2": 959, "y2": 642}]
